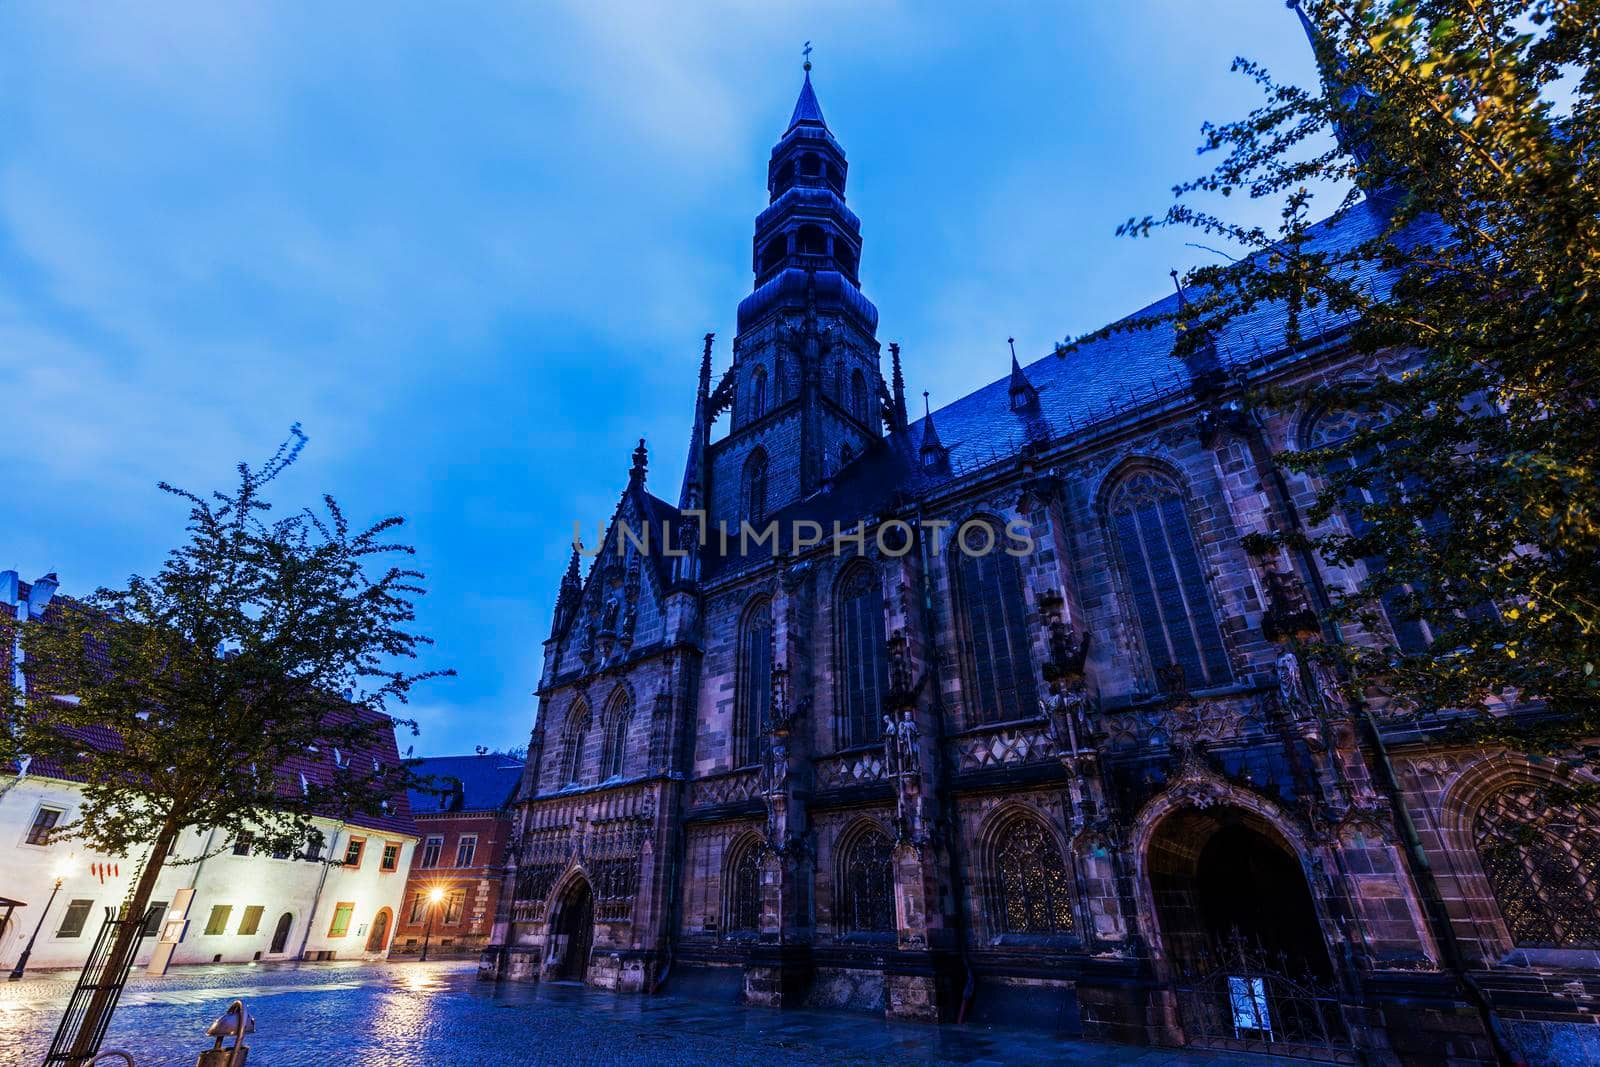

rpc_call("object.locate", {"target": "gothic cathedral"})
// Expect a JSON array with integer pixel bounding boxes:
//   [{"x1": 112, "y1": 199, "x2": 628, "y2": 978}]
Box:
[{"x1": 483, "y1": 52, "x2": 1600, "y2": 1066}]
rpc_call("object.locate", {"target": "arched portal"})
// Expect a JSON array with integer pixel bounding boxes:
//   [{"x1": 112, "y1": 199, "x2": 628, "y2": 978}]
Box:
[
  {"x1": 549, "y1": 878, "x2": 595, "y2": 982},
  {"x1": 1145, "y1": 806, "x2": 1349, "y2": 1056},
  {"x1": 268, "y1": 912, "x2": 293, "y2": 954},
  {"x1": 365, "y1": 907, "x2": 392, "y2": 953}
]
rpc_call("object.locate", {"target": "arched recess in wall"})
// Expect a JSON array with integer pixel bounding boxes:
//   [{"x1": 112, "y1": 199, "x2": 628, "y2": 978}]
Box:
[
  {"x1": 834, "y1": 561, "x2": 888, "y2": 748},
  {"x1": 735, "y1": 597, "x2": 774, "y2": 768},
  {"x1": 835, "y1": 818, "x2": 894, "y2": 936},
  {"x1": 978, "y1": 806, "x2": 1075, "y2": 938},
  {"x1": 1440, "y1": 759, "x2": 1600, "y2": 951},
  {"x1": 742, "y1": 448, "x2": 769, "y2": 525},
  {"x1": 1100, "y1": 464, "x2": 1231, "y2": 692},
  {"x1": 950, "y1": 516, "x2": 1034, "y2": 725},
  {"x1": 751, "y1": 365, "x2": 768, "y2": 420},
  {"x1": 562, "y1": 700, "x2": 591, "y2": 786},
  {"x1": 722, "y1": 832, "x2": 763, "y2": 937},
  {"x1": 600, "y1": 688, "x2": 630, "y2": 780}
]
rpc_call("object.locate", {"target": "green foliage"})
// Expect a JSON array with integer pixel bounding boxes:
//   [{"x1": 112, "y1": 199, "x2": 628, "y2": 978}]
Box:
[
  {"x1": 1103, "y1": 1, "x2": 1599, "y2": 725},
  {"x1": 0, "y1": 425, "x2": 452, "y2": 862}
]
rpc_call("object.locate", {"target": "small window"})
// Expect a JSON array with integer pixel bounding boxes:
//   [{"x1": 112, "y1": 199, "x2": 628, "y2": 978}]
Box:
[
  {"x1": 57, "y1": 899, "x2": 94, "y2": 938},
  {"x1": 420, "y1": 836, "x2": 443, "y2": 869},
  {"x1": 380, "y1": 842, "x2": 401, "y2": 872},
  {"x1": 407, "y1": 892, "x2": 429, "y2": 924},
  {"x1": 204, "y1": 905, "x2": 233, "y2": 936},
  {"x1": 455, "y1": 835, "x2": 478, "y2": 868},
  {"x1": 232, "y1": 834, "x2": 252, "y2": 857},
  {"x1": 343, "y1": 837, "x2": 365, "y2": 868},
  {"x1": 25, "y1": 807, "x2": 63, "y2": 846},
  {"x1": 328, "y1": 902, "x2": 355, "y2": 937},
  {"x1": 238, "y1": 905, "x2": 265, "y2": 936},
  {"x1": 301, "y1": 830, "x2": 324, "y2": 862},
  {"x1": 142, "y1": 902, "x2": 168, "y2": 937},
  {"x1": 444, "y1": 889, "x2": 466, "y2": 925}
]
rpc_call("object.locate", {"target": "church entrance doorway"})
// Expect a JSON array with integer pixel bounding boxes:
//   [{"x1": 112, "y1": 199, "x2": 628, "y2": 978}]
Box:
[
  {"x1": 549, "y1": 878, "x2": 594, "y2": 983},
  {"x1": 1146, "y1": 806, "x2": 1352, "y2": 1061}
]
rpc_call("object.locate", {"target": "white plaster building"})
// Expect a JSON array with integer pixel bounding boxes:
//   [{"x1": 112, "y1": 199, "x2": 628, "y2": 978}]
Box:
[{"x1": 0, "y1": 569, "x2": 419, "y2": 972}]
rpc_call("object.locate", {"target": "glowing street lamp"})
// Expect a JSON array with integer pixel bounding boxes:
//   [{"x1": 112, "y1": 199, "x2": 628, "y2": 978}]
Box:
[
  {"x1": 419, "y1": 887, "x2": 445, "y2": 963},
  {"x1": 9, "y1": 855, "x2": 74, "y2": 981}
]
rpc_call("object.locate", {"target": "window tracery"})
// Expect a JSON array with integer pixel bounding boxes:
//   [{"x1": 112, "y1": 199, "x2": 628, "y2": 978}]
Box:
[
  {"x1": 836, "y1": 566, "x2": 887, "y2": 747},
  {"x1": 839, "y1": 826, "x2": 894, "y2": 934},
  {"x1": 1107, "y1": 471, "x2": 1231, "y2": 690},
  {"x1": 953, "y1": 522, "x2": 1034, "y2": 724},
  {"x1": 987, "y1": 813, "x2": 1074, "y2": 936},
  {"x1": 1474, "y1": 784, "x2": 1600, "y2": 947}
]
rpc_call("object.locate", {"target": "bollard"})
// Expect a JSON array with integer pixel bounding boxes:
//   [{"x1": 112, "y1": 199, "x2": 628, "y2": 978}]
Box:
[{"x1": 194, "y1": 1000, "x2": 253, "y2": 1067}]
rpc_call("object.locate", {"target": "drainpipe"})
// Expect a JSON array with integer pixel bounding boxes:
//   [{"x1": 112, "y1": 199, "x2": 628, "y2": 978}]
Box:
[
  {"x1": 296, "y1": 827, "x2": 341, "y2": 961},
  {"x1": 1236, "y1": 396, "x2": 1520, "y2": 1067}
]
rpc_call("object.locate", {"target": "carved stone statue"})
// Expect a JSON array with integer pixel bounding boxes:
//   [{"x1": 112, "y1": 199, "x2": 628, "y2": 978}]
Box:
[
  {"x1": 882, "y1": 714, "x2": 900, "y2": 775},
  {"x1": 895, "y1": 710, "x2": 921, "y2": 775},
  {"x1": 1276, "y1": 647, "x2": 1310, "y2": 712},
  {"x1": 1308, "y1": 658, "x2": 1347, "y2": 714},
  {"x1": 600, "y1": 597, "x2": 620, "y2": 635},
  {"x1": 1041, "y1": 684, "x2": 1091, "y2": 754}
]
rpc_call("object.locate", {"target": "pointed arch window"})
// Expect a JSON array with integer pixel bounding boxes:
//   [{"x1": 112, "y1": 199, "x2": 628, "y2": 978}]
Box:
[
  {"x1": 742, "y1": 449, "x2": 769, "y2": 525},
  {"x1": 839, "y1": 825, "x2": 894, "y2": 935},
  {"x1": 751, "y1": 366, "x2": 768, "y2": 420},
  {"x1": 1474, "y1": 784, "x2": 1600, "y2": 947},
  {"x1": 737, "y1": 599, "x2": 774, "y2": 768},
  {"x1": 850, "y1": 369, "x2": 867, "y2": 424},
  {"x1": 953, "y1": 522, "x2": 1034, "y2": 725},
  {"x1": 600, "y1": 690, "x2": 630, "y2": 780},
  {"x1": 836, "y1": 565, "x2": 888, "y2": 747},
  {"x1": 1307, "y1": 409, "x2": 1432, "y2": 654},
  {"x1": 724, "y1": 835, "x2": 763, "y2": 936},
  {"x1": 562, "y1": 702, "x2": 590, "y2": 786},
  {"x1": 1107, "y1": 471, "x2": 1231, "y2": 690},
  {"x1": 986, "y1": 813, "x2": 1074, "y2": 936}
]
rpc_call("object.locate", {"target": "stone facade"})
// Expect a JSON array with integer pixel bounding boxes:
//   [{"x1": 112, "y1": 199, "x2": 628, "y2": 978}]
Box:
[{"x1": 482, "y1": 61, "x2": 1600, "y2": 1067}]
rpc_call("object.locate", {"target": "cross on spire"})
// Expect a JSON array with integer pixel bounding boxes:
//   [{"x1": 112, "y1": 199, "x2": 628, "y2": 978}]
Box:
[{"x1": 802, "y1": 41, "x2": 812, "y2": 71}]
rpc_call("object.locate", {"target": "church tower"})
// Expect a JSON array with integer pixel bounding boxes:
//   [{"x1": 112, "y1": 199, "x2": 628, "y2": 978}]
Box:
[{"x1": 705, "y1": 59, "x2": 886, "y2": 531}]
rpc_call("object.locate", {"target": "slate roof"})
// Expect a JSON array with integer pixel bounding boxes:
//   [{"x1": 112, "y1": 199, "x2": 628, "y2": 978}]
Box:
[
  {"x1": 703, "y1": 201, "x2": 1445, "y2": 582},
  {"x1": 406, "y1": 754, "x2": 525, "y2": 816}
]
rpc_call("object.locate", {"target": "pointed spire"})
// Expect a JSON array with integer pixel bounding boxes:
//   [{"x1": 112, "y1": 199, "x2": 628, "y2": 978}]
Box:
[
  {"x1": 630, "y1": 437, "x2": 648, "y2": 486},
  {"x1": 551, "y1": 543, "x2": 584, "y2": 638},
  {"x1": 788, "y1": 48, "x2": 827, "y2": 132},
  {"x1": 919, "y1": 391, "x2": 947, "y2": 470},
  {"x1": 889, "y1": 342, "x2": 908, "y2": 431},
  {"x1": 1287, "y1": 0, "x2": 1394, "y2": 204},
  {"x1": 680, "y1": 334, "x2": 714, "y2": 510},
  {"x1": 1006, "y1": 336, "x2": 1038, "y2": 412}
]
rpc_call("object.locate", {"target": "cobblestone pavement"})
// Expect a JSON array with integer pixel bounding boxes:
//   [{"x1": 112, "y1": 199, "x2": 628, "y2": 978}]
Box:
[{"x1": 0, "y1": 960, "x2": 1311, "y2": 1066}]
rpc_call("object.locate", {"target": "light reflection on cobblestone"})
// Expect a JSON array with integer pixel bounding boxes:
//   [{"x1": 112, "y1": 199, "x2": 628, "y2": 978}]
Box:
[{"x1": 0, "y1": 960, "x2": 1291, "y2": 1066}]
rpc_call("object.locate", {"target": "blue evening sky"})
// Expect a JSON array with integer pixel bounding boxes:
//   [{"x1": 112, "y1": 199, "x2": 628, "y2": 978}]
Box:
[{"x1": 0, "y1": 3, "x2": 1330, "y2": 757}]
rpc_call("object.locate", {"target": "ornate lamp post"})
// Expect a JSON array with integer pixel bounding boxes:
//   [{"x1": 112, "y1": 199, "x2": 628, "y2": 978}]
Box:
[
  {"x1": 418, "y1": 887, "x2": 445, "y2": 963},
  {"x1": 10, "y1": 856, "x2": 73, "y2": 981}
]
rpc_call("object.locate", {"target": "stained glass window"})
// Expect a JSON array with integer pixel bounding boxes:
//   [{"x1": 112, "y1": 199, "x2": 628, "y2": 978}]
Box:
[
  {"x1": 738, "y1": 600, "x2": 773, "y2": 767},
  {"x1": 1108, "y1": 472, "x2": 1232, "y2": 689},
  {"x1": 752, "y1": 366, "x2": 768, "y2": 420},
  {"x1": 840, "y1": 827, "x2": 894, "y2": 934},
  {"x1": 1474, "y1": 785, "x2": 1600, "y2": 948},
  {"x1": 563, "y1": 702, "x2": 590, "y2": 786},
  {"x1": 837, "y1": 566, "x2": 888, "y2": 747},
  {"x1": 1307, "y1": 410, "x2": 1431, "y2": 653},
  {"x1": 954, "y1": 523, "x2": 1035, "y2": 724},
  {"x1": 988, "y1": 814, "x2": 1074, "y2": 935},
  {"x1": 601, "y1": 691, "x2": 629, "y2": 779},
  {"x1": 725, "y1": 836, "x2": 763, "y2": 935}
]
